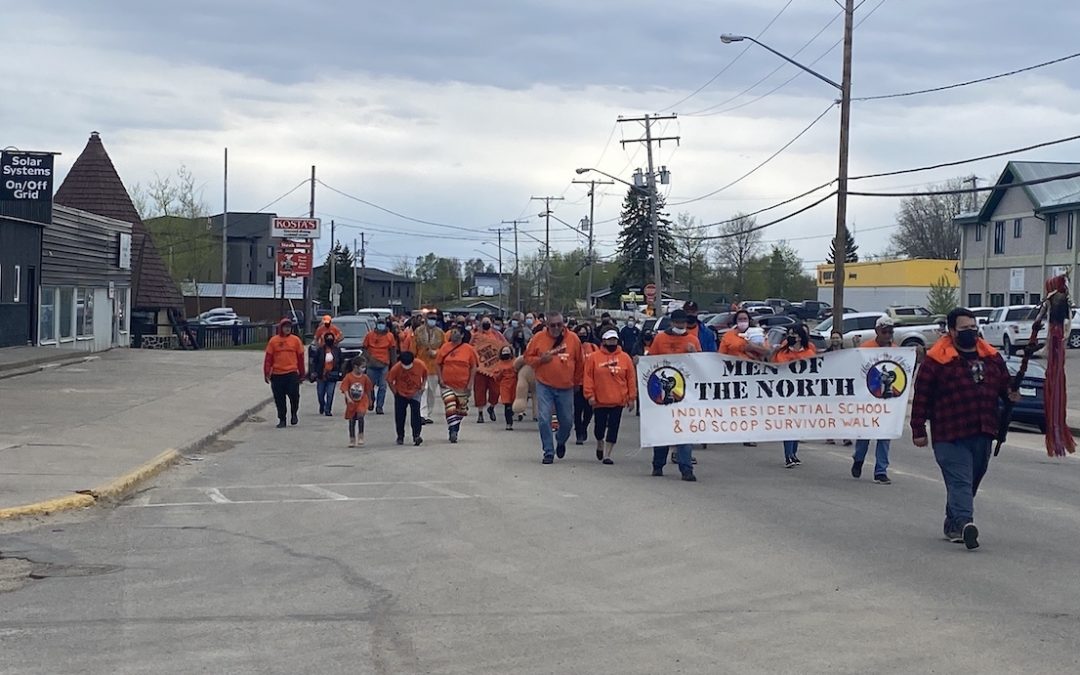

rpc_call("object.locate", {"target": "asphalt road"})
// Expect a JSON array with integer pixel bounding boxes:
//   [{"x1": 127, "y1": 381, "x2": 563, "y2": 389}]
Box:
[{"x1": 1, "y1": 395, "x2": 1079, "y2": 674}]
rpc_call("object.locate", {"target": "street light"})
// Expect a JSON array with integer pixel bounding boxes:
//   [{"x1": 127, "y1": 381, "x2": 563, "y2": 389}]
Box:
[
  {"x1": 576, "y1": 167, "x2": 647, "y2": 194},
  {"x1": 721, "y1": 0, "x2": 854, "y2": 333},
  {"x1": 539, "y1": 211, "x2": 589, "y2": 237}
]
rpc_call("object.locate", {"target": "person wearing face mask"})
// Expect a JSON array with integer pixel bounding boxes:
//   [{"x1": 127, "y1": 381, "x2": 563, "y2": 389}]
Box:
[
  {"x1": 584, "y1": 330, "x2": 637, "y2": 465},
  {"x1": 648, "y1": 309, "x2": 700, "y2": 481},
  {"x1": 772, "y1": 324, "x2": 817, "y2": 468},
  {"x1": 911, "y1": 307, "x2": 1016, "y2": 550},
  {"x1": 719, "y1": 310, "x2": 771, "y2": 360},
  {"x1": 436, "y1": 325, "x2": 479, "y2": 443},
  {"x1": 413, "y1": 314, "x2": 445, "y2": 425},
  {"x1": 339, "y1": 357, "x2": 373, "y2": 447},
  {"x1": 504, "y1": 312, "x2": 527, "y2": 356},
  {"x1": 472, "y1": 317, "x2": 508, "y2": 424},
  {"x1": 682, "y1": 301, "x2": 718, "y2": 353},
  {"x1": 362, "y1": 319, "x2": 398, "y2": 414},
  {"x1": 387, "y1": 351, "x2": 428, "y2": 446},
  {"x1": 495, "y1": 345, "x2": 519, "y2": 430},
  {"x1": 619, "y1": 317, "x2": 642, "y2": 357},
  {"x1": 851, "y1": 316, "x2": 899, "y2": 483},
  {"x1": 525, "y1": 312, "x2": 584, "y2": 464},
  {"x1": 309, "y1": 332, "x2": 344, "y2": 417},
  {"x1": 573, "y1": 325, "x2": 599, "y2": 445}
]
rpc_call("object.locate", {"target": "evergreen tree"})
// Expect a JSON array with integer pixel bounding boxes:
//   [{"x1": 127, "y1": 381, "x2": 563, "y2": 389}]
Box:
[
  {"x1": 827, "y1": 225, "x2": 860, "y2": 264},
  {"x1": 926, "y1": 274, "x2": 959, "y2": 315},
  {"x1": 612, "y1": 187, "x2": 675, "y2": 295},
  {"x1": 317, "y1": 242, "x2": 357, "y2": 313}
]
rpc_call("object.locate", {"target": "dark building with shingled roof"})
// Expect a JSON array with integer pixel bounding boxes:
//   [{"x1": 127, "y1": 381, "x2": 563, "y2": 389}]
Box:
[{"x1": 54, "y1": 132, "x2": 185, "y2": 346}]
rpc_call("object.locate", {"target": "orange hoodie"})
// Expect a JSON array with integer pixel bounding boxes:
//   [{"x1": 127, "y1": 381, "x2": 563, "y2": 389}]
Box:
[
  {"x1": 926, "y1": 333, "x2": 998, "y2": 364},
  {"x1": 264, "y1": 319, "x2": 306, "y2": 378},
  {"x1": 525, "y1": 329, "x2": 584, "y2": 389},
  {"x1": 387, "y1": 360, "x2": 429, "y2": 399},
  {"x1": 650, "y1": 330, "x2": 700, "y2": 356},
  {"x1": 583, "y1": 347, "x2": 637, "y2": 407}
]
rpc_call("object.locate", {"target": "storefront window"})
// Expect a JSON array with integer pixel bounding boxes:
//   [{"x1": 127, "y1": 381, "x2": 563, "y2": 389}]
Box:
[
  {"x1": 59, "y1": 287, "x2": 74, "y2": 339},
  {"x1": 77, "y1": 289, "x2": 95, "y2": 337},
  {"x1": 40, "y1": 287, "x2": 56, "y2": 342}
]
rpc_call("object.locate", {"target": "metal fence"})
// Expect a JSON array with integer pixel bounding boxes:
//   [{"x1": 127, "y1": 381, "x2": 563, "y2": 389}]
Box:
[{"x1": 133, "y1": 323, "x2": 276, "y2": 350}]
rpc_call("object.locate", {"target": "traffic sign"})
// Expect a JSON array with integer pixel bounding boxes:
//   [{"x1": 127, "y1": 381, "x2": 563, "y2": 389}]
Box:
[
  {"x1": 271, "y1": 217, "x2": 321, "y2": 239},
  {"x1": 276, "y1": 239, "x2": 313, "y2": 277}
]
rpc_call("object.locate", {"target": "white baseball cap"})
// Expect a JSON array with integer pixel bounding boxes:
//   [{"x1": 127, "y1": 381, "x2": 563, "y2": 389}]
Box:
[
  {"x1": 875, "y1": 316, "x2": 896, "y2": 328},
  {"x1": 602, "y1": 330, "x2": 619, "y2": 340}
]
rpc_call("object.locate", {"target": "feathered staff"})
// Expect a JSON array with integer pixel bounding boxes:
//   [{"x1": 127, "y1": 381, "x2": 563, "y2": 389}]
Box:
[{"x1": 1031, "y1": 274, "x2": 1074, "y2": 457}]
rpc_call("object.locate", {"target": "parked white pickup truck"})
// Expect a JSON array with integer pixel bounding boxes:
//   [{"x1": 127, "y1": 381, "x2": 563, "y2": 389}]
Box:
[
  {"x1": 809, "y1": 311, "x2": 944, "y2": 351},
  {"x1": 980, "y1": 305, "x2": 1038, "y2": 355}
]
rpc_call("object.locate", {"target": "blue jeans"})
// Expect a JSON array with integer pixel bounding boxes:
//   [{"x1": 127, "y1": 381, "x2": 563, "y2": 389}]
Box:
[
  {"x1": 932, "y1": 435, "x2": 992, "y2": 534},
  {"x1": 854, "y1": 439, "x2": 891, "y2": 476},
  {"x1": 653, "y1": 444, "x2": 693, "y2": 475},
  {"x1": 783, "y1": 440, "x2": 799, "y2": 461},
  {"x1": 316, "y1": 379, "x2": 336, "y2": 413},
  {"x1": 367, "y1": 365, "x2": 388, "y2": 410},
  {"x1": 536, "y1": 382, "x2": 574, "y2": 458}
]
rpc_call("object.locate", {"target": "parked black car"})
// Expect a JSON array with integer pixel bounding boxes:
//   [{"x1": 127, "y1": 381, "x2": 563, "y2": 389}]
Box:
[{"x1": 1001, "y1": 355, "x2": 1046, "y2": 433}]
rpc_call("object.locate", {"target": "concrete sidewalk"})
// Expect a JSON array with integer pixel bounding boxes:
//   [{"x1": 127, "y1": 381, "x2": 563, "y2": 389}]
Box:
[{"x1": 0, "y1": 349, "x2": 273, "y2": 516}]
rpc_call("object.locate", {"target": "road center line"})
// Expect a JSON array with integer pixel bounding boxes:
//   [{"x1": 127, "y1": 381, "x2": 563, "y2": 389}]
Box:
[
  {"x1": 201, "y1": 487, "x2": 232, "y2": 503},
  {"x1": 298, "y1": 485, "x2": 350, "y2": 500}
]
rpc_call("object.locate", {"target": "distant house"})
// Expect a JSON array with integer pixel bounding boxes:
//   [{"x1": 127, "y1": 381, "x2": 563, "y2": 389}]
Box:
[
  {"x1": 468, "y1": 272, "x2": 509, "y2": 298},
  {"x1": 312, "y1": 265, "x2": 417, "y2": 314},
  {"x1": 956, "y1": 161, "x2": 1080, "y2": 308},
  {"x1": 208, "y1": 212, "x2": 279, "y2": 286}
]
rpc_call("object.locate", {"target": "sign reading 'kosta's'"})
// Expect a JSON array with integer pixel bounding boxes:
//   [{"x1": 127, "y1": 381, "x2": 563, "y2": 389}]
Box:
[
  {"x1": 0, "y1": 151, "x2": 54, "y2": 201},
  {"x1": 271, "y1": 217, "x2": 321, "y2": 239},
  {"x1": 637, "y1": 348, "x2": 916, "y2": 447}
]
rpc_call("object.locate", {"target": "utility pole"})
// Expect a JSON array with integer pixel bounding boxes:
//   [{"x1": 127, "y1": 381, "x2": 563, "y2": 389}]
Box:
[
  {"x1": 329, "y1": 219, "x2": 336, "y2": 316},
  {"x1": 221, "y1": 148, "x2": 228, "y2": 308},
  {"x1": 572, "y1": 178, "x2": 614, "y2": 317},
  {"x1": 831, "y1": 0, "x2": 855, "y2": 333},
  {"x1": 359, "y1": 233, "x2": 367, "y2": 310},
  {"x1": 618, "y1": 114, "x2": 679, "y2": 317},
  {"x1": 489, "y1": 226, "x2": 513, "y2": 317},
  {"x1": 502, "y1": 219, "x2": 527, "y2": 313},
  {"x1": 531, "y1": 197, "x2": 564, "y2": 313},
  {"x1": 303, "y1": 165, "x2": 315, "y2": 333},
  {"x1": 352, "y1": 238, "x2": 358, "y2": 312},
  {"x1": 964, "y1": 175, "x2": 979, "y2": 213}
]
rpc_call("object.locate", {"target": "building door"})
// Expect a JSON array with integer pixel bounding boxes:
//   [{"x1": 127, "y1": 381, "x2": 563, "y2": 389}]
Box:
[{"x1": 26, "y1": 266, "x2": 37, "y2": 345}]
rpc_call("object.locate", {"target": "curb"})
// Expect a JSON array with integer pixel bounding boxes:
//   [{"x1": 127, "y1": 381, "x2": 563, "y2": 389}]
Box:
[
  {"x1": 0, "y1": 396, "x2": 273, "y2": 521},
  {"x1": 0, "y1": 354, "x2": 102, "y2": 381}
]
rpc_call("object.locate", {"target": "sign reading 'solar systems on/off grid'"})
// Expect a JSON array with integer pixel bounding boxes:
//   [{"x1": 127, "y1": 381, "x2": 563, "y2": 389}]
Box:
[
  {"x1": 0, "y1": 151, "x2": 54, "y2": 201},
  {"x1": 271, "y1": 217, "x2": 321, "y2": 239},
  {"x1": 637, "y1": 349, "x2": 916, "y2": 447}
]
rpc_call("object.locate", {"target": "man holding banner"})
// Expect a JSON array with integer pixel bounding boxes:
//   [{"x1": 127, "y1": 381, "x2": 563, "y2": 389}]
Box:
[
  {"x1": 911, "y1": 308, "x2": 1016, "y2": 550},
  {"x1": 853, "y1": 316, "x2": 899, "y2": 484},
  {"x1": 648, "y1": 309, "x2": 701, "y2": 481}
]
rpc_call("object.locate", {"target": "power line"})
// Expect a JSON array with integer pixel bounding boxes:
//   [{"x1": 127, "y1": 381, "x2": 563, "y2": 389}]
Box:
[
  {"x1": 316, "y1": 179, "x2": 487, "y2": 233},
  {"x1": 853, "y1": 50, "x2": 1080, "y2": 102},
  {"x1": 670, "y1": 102, "x2": 836, "y2": 206},
  {"x1": 659, "y1": 0, "x2": 798, "y2": 112},
  {"x1": 681, "y1": 191, "x2": 838, "y2": 242},
  {"x1": 849, "y1": 169, "x2": 1080, "y2": 198}
]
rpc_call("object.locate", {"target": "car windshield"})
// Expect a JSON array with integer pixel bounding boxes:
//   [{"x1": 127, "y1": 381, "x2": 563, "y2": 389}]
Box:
[
  {"x1": 815, "y1": 318, "x2": 833, "y2": 333},
  {"x1": 1006, "y1": 308, "x2": 1032, "y2": 321},
  {"x1": 337, "y1": 322, "x2": 370, "y2": 339}
]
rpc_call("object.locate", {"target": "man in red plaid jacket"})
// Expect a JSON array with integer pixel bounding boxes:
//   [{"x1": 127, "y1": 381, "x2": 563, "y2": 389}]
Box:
[{"x1": 911, "y1": 307, "x2": 1016, "y2": 551}]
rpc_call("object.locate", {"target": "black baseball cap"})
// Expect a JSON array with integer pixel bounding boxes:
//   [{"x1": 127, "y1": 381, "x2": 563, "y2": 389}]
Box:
[
  {"x1": 671, "y1": 309, "x2": 689, "y2": 322},
  {"x1": 683, "y1": 300, "x2": 699, "y2": 312}
]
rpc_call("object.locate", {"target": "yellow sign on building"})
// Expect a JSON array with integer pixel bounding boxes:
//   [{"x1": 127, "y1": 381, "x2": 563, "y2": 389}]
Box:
[{"x1": 817, "y1": 259, "x2": 958, "y2": 288}]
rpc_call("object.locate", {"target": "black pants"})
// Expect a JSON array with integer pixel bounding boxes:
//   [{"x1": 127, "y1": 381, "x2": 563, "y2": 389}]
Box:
[
  {"x1": 593, "y1": 406, "x2": 624, "y2": 444},
  {"x1": 504, "y1": 403, "x2": 514, "y2": 425},
  {"x1": 349, "y1": 415, "x2": 365, "y2": 437},
  {"x1": 270, "y1": 372, "x2": 300, "y2": 422},
  {"x1": 394, "y1": 394, "x2": 423, "y2": 440},
  {"x1": 573, "y1": 387, "x2": 593, "y2": 441}
]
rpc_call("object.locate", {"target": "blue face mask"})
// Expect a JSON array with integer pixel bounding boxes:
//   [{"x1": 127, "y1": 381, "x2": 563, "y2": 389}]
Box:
[
  {"x1": 511, "y1": 320, "x2": 519, "y2": 328},
  {"x1": 426, "y1": 319, "x2": 436, "y2": 328},
  {"x1": 376, "y1": 323, "x2": 386, "y2": 332}
]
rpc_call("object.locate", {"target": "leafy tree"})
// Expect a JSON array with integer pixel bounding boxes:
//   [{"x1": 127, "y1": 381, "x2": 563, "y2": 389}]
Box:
[
  {"x1": 137, "y1": 165, "x2": 217, "y2": 283},
  {"x1": 317, "y1": 242, "x2": 357, "y2": 313},
  {"x1": 670, "y1": 212, "x2": 710, "y2": 300},
  {"x1": 612, "y1": 186, "x2": 675, "y2": 296},
  {"x1": 889, "y1": 178, "x2": 972, "y2": 259},
  {"x1": 927, "y1": 274, "x2": 959, "y2": 315},
  {"x1": 827, "y1": 225, "x2": 859, "y2": 264},
  {"x1": 712, "y1": 213, "x2": 761, "y2": 296}
]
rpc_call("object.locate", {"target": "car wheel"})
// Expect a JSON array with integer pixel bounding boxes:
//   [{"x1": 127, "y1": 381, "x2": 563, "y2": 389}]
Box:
[
  {"x1": 901, "y1": 337, "x2": 921, "y2": 348},
  {"x1": 1068, "y1": 331, "x2": 1080, "y2": 349},
  {"x1": 1003, "y1": 335, "x2": 1013, "y2": 356}
]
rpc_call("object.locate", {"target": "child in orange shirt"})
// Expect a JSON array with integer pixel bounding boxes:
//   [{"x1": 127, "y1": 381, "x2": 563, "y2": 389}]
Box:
[
  {"x1": 494, "y1": 345, "x2": 519, "y2": 430},
  {"x1": 339, "y1": 357, "x2": 374, "y2": 447}
]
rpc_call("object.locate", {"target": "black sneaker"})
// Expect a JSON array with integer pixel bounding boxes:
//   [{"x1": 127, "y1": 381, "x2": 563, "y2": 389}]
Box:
[
  {"x1": 792, "y1": 456, "x2": 801, "y2": 465},
  {"x1": 487, "y1": 406, "x2": 496, "y2": 422},
  {"x1": 449, "y1": 429, "x2": 459, "y2": 444},
  {"x1": 651, "y1": 467, "x2": 663, "y2": 477},
  {"x1": 376, "y1": 408, "x2": 384, "y2": 415},
  {"x1": 506, "y1": 423, "x2": 513, "y2": 431},
  {"x1": 670, "y1": 451, "x2": 677, "y2": 464},
  {"x1": 290, "y1": 414, "x2": 299, "y2": 426},
  {"x1": 324, "y1": 410, "x2": 333, "y2": 417},
  {"x1": 396, "y1": 437, "x2": 405, "y2": 446},
  {"x1": 423, "y1": 418, "x2": 434, "y2": 425},
  {"x1": 851, "y1": 459, "x2": 864, "y2": 478},
  {"x1": 946, "y1": 531, "x2": 964, "y2": 544},
  {"x1": 556, "y1": 442, "x2": 566, "y2": 459},
  {"x1": 596, "y1": 447, "x2": 604, "y2": 461},
  {"x1": 785, "y1": 458, "x2": 797, "y2": 469},
  {"x1": 413, "y1": 437, "x2": 423, "y2": 446},
  {"x1": 874, "y1": 473, "x2": 892, "y2": 485},
  {"x1": 318, "y1": 406, "x2": 325, "y2": 415},
  {"x1": 962, "y1": 523, "x2": 980, "y2": 550},
  {"x1": 575, "y1": 437, "x2": 585, "y2": 446},
  {"x1": 477, "y1": 412, "x2": 485, "y2": 424},
  {"x1": 276, "y1": 420, "x2": 287, "y2": 429},
  {"x1": 602, "y1": 458, "x2": 614, "y2": 465},
  {"x1": 542, "y1": 455, "x2": 554, "y2": 465},
  {"x1": 681, "y1": 472, "x2": 697, "y2": 482}
]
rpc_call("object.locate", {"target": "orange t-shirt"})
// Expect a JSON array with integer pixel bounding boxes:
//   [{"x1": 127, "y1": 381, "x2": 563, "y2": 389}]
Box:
[
  {"x1": 314, "y1": 323, "x2": 344, "y2": 345},
  {"x1": 583, "y1": 348, "x2": 637, "y2": 407},
  {"x1": 264, "y1": 334, "x2": 306, "y2": 377},
  {"x1": 362, "y1": 330, "x2": 397, "y2": 367},
  {"x1": 436, "y1": 342, "x2": 479, "y2": 391},
  {"x1": 398, "y1": 329, "x2": 416, "y2": 356},
  {"x1": 339, "y1": 371, "x2": 373, "y2": 419},
  {"x1": 387, "y1": 361, "x2": 429, "y2": 399},
  {"x1": 860, "y1": 340, "x2": 896, "y2": 348},
  {"x1": 524, "y1": 330, "x2": 585, "y2": 389},
  {"x1": 720, "y1": 330, "x2": 759, "y2": 358},
  {"x1": 493, "y1": 359, "x2": 518, "y2": 404},
  {"x1": 774, "y1": 345, "x2": 817, "y2": 363},
  {"x1": 649, "y1": 331, "x2": 700, "y2": 356}
]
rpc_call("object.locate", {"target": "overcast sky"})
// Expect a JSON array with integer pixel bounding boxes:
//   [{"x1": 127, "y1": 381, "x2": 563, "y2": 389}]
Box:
[{"x1": 5, "y1": 0, "x2": 1080, "y2": 284}]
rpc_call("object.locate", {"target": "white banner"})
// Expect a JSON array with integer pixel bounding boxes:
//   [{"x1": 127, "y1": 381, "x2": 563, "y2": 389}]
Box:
[{"x1": 637, "y1": 348, "x2": 917, "y2": 447}]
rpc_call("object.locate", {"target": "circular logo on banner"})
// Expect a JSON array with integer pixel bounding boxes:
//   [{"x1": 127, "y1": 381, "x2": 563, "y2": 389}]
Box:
[
  {"x1": 647, "y1": 366, "x2": 687, "y2": 405},
  {"x1": 865, "y1": 360, "x2": 907, "y2": 399}
]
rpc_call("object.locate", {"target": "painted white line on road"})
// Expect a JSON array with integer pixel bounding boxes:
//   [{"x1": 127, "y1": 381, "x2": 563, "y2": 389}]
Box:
[
  {"x1": 817, "y1": 448, "x2": 940, "y2": 484},
  {"x1": 122, "y1": 495, "x2": 476, "y2": 509},
  {"x1": 416, "y1": 483, "x2": 472, "y2": 499},
  {"x1": 201, "y1": 487, "x2": 232, "y2": 504},
  {"x1": 166, "y1": 480, "x2": 471, "y2": 491},
  {"x1": 299, "y1": 485, "x2": 350, "y2": 501}
]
